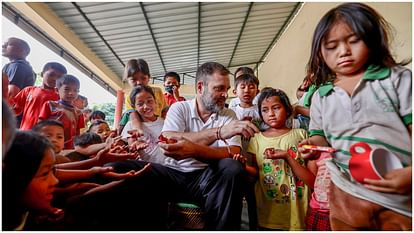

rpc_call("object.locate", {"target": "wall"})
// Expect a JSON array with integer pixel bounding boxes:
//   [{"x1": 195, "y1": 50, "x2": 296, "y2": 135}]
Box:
[{"x1": 258, "y1": 2, "x2": 412, "y2": 102}]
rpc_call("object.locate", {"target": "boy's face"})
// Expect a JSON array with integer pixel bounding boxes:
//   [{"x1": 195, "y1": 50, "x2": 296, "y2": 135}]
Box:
[
  {"x1": 233, "y1": 81, "x2": 258, "y2": 105},
  {"x1": 43, "y1": 68, "x2": 65, "y2": 89},
  {"x1": 2, "y1": 38, "x2": 23, "y2": 59},
  {"x1": 39, "y1": 125, "x2": 65, "y2": 154},
  {"x1": 134, "y1": 91, "x2": 157, "y2": 122},
  {"x1": 58, "y1": 83, "x2": 79, "y2": 103},
  {"x1": 164, "y1": 76, "x2": 179, "y2": 94},
  {"x1": 127, "y1": 71, "x2": 149, "y2": 87},
  {"x1": 22, "y1": 148, "x2": 58, "y2": 213}
]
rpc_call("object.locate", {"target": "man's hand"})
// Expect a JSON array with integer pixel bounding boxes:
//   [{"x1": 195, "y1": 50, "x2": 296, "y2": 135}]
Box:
[
  {"x1": 158, "y1": 136, "x2": 198, "y2": 160},
  {"x1": 220, "y1": 120, "x2": 259, "y2": 139}
]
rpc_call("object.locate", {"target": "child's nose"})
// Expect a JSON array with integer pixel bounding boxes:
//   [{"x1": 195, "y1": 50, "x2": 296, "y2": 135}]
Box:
[{"x1": 339, "y1": 43, "x2": 351, "y2": 56}]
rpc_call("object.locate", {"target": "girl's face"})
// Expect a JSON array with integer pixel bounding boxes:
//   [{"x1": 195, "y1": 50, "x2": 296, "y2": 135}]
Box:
[
  {"x1": 58, "y1": 83, "x2": 79, "y2": 103},
  {"x1": 21, "y1": 148, "x2": 58, "y2": 213},
  {"x1": 90, "y1": 123, "x2": 111, "y2": 141},
  {"x1": 39, "y1": 125, "x2": 65, "y2": 154},
  {"x1": 134, "y1": 91, "x2": 157, "y2": 122},
  {"x1": 127, "y1": 71, "x2": 149, "y2": 87},
  {"x1": 260, "y1": 96, "x2": 288, "y2": 129},
  {"x1": 321, "y1": 21, "x2": 370, "y2": 78}
]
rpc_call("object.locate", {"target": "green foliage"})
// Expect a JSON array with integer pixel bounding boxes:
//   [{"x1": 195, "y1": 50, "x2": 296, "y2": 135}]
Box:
[
  {"x1": 34, "y1": 73, "x2": 43, "y2": 86},
  {"x1": 90, "y1": 102, "x2": 116, "y2": 128}
]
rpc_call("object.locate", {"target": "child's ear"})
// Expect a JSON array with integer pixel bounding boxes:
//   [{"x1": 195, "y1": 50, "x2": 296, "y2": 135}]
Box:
[
  {"x1": 40, "y1": 71, "x2": 44, "y2": 77},
  {"x1": 232, "y1": 89, "x2": 237, "y2": 95}
]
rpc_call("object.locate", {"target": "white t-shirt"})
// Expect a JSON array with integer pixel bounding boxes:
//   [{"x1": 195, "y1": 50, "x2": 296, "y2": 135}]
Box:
[
  {"x1": 229, "y1": 104, "x2": 260, "y2": 121},
  {"x1": 162, "y1": 98, "x2": 242, "y2": 171}
]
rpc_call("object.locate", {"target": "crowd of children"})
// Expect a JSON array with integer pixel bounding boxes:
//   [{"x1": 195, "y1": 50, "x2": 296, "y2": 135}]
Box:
[{"x1": 2, "y1": 2, "x2": 411, "y2": 231}]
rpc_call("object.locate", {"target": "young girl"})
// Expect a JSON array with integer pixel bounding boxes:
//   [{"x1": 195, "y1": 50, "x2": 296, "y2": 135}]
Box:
[
  {"x1": 3, "y1": 131, "x2": 60, "y2": 230},
  {"x1": 304, "y1": 3, "x2": 411, "y2": 230},
  {"x1": 88, "y1": 120, "x2": 112, "y2": 142},
  {"x1": 119, "y1": 59, "x2": 166, "y2": 135},
  {"x1": 120, "y1": 85, "x2": 170, "y2": 165},
  {"x1": 243, "y1": 88, "x2": 312, "y2": 230}
]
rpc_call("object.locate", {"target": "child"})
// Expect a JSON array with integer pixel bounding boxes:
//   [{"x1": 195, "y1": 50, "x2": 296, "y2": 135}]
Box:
[
  {"x1": 88, "y1": 119, "x2": 111, "y2": 142},
  {"x1": 228, "y1": 66, "x2": 258, "y2": 108},
  {"x1": 66, "y1": 132, "x2": 103, "y2": 161},
  {"x1": 39, "y1": 75, "x2": 85, "y2": 149},
  {"x1": 229, "y1": 73, "x2": 260, "y2": 230},
  {"x1": 3, "y1": 131, "x2": 60, "y2": 230},
  {"x1": 243, "y1": 88, "x2": 311, "y2": 230},
  {"x1": 163, "y1": 71, "x2": 186, "y2": 106},
  {"x1": 120, "y1": 85, "x2": 167, "y2": 165},
  {"x1": 304, "y1": 3, "x2": 411, "y2": 230},
  {"x1": 119, "y1": 59, "x2": 166, "y2": 135},
  {"x1": 32, "y1": 120, "x2": 71, "y2": 164},
  {"x1": 11, "y1": 62, "x2": 67, "y2": 130},
  {"x1": 292, "y1": 74, "x2": 316, "y2": 131}
]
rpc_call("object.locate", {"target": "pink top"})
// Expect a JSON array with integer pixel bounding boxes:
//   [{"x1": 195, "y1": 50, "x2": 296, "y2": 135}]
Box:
[{"x1": 309, "y1": 152, "x2": 332, "y2": 212}]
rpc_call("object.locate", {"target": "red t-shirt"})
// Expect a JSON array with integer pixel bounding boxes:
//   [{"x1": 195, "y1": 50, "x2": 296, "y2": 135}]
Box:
[
  {"x1": 39, "y1": 100, "x2": 85, "y2": 149},
  {"x1": 12, "y1": 86, "x2": 59, "y2": 130},
  {"x1": 164, "y1": 92, "x2": 186, "y2": 106}
]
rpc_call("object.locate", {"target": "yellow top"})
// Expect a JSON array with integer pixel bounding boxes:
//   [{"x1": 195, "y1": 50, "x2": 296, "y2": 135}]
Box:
[{"x1": 247, "y1": 129, "x2": 310, "y2": 230}]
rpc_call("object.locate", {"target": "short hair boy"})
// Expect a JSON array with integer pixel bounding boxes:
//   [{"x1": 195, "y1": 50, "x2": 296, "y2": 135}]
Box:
[
  {"x1": 12, "y1": 62, "x2": 67, "y2": 130},
  {"x1": 39, "y1": 75, "x2": 85, "y2": 149},
  {"x1": 163, "y1": 71, "x2": 186, "y2": 106}
]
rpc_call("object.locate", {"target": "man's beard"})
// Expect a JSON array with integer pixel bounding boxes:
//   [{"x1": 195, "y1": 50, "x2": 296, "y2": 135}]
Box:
[{"x1": 200, "y1": 89, "x2": 224, "y2": 113}]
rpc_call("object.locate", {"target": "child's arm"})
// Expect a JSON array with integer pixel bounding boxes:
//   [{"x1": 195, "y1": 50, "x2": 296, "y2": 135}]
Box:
[
  {"x1": 266, "y1": 149, "x2": 316, "y2": 189},
  {"x1": 130, "y1": 111, "x2": 145, "y2": 135},
  {"x1": 299, "y1": 135, "x2": 330, "y2": 147},
  {"x1": 294, "y1": 105, "x2": 310, "y2": 117},
  {"x1": 55, "y1": 166, "x2": 113, "y2": 183},
  {"x1": 363, "y1": 166, "x2": 411, "y2": 195}
]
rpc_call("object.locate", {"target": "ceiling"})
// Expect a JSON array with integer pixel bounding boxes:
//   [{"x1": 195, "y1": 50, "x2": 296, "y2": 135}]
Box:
[{"x1": 2, "y1": 2, "x2": 302, "y2": 94}]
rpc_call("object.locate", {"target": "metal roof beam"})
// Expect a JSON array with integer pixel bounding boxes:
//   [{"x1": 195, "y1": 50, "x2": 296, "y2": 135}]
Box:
[
  {"x1": 254, "y1": 2, "x2": 302, "y2": 71},
  {"x1": 140, "y1": 2, "x2": 167, "y2": 73},
  {"x1": 197, "y1": 2, "x2": 201, "y2": 68},
  {"x1": 72, "y1": 2, "x2": 125, "y2": 67},
  {"x1": 227, "y1": 2, "x2": 253, "y2": 68}
]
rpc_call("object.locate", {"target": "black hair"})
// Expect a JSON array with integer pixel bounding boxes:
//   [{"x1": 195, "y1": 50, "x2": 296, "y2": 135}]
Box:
[
  {"x1": 32, "y1": 119, "x2": 64, "y2": 132},
  {"x1": 56, "y1": 74, "x2": 80, "y2": 89},
  {"x1": 196, "y1": 62, "x2": 230, "y2": 86},
  {"x1": 307, "y1": 3, "x2": 399, "y2": 86},
  {"x1": 8, "y1": 37, "x2": 30, "y2": 57},
  {"x1": 41, "y1": 62, "x2": 67, "y2": 75},
  {"x1": 163, "y1": 71, "x2": 181, "y2": 84},
  {"x1": 123, "y1": 59, "x2": 150, "y2": 82},
  {"x1": 3, "y1": 131, "x2": 53, "y2": 230},
  {"x1": 90, "y1": 110, "x2": 106, "y2": 121},
  {"x1": 129, "y1": 85, "x2": 156, "y2": 107},
  {"x1": 257, "y1": 87, "x2": 293, "y2": 121},
  {"x1": 234, "y1": 66, "x2": 254, "y2": 80},
  {"x1": 234, "y1": 73, "x2": 259, "y2": 88},
  {"x1": 74, "y1": 132, "x2": 103, "y2": 147}
]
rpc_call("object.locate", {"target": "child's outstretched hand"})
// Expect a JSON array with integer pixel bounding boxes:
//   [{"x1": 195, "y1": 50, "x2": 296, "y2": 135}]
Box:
[
  {"x1": 364, "y1": 166, "x2": 412, "y2": 195},
  {"x1": 96, "y1": 147, "x2": 139, "y2": 165},
  {"x1": 102, "y1": 163, "x2": 152, "y2": 180},
  {"x1": 264, "y1": 148, "x2": 288, "y2": 160}
]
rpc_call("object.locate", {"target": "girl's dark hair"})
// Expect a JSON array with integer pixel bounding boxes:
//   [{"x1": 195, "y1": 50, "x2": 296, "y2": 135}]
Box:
[
  {"x1": 74, "y1": 132, "x2": 103, "y2": 147},
  {"x1": 257, "y1": 87, "x2": 293, "y2": 121},
  {"x1": 3, "y1": 131, "x2": 53, "y2": 230},
  {"x1": 56, "y1": 74, "x2": 80, "y2": 89},
  {"x1": 306, "y1": 3, "x2": 399, "y2": 86},
  {"x1": 90, "y1": 110, "x2": 106, "y2": 121},
  {"x1": 129, "y1": 85, "x2": 156, "y2": 107},
  {"x1": 32, "y1": 119, "x2": 64, "y2": 132},
  {"x1": 123, "y1": 59, "x2": 150, "y2": 82},
  {"x1": 88, "y1": 119, "x2": 109, "y2": 132}
]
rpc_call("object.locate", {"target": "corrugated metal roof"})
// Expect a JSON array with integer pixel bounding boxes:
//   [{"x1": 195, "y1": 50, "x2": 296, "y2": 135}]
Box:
[{"x1": 3, "y1": 2, "x2": 301, "y2": 87}]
